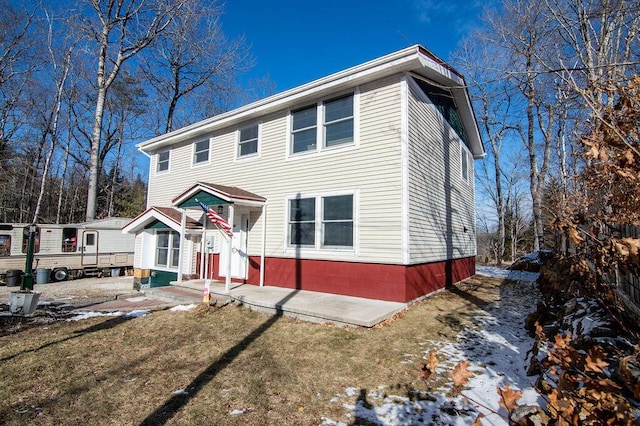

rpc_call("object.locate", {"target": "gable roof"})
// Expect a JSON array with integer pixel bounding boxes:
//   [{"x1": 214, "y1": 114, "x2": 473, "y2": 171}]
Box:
[
  {"x1": 122, "y1": 206, "x2": 202, "y2": 234},
  {"x1": 137, "y1": 44, "x2": 483, "y2": 158},
  {"x1": 172, "y1": 182, "x2": 266, "y2": 208}
]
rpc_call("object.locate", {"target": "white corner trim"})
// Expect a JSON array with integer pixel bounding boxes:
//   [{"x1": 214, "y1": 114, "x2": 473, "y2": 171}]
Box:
[{"x1": 400, "y1": 75, "x2": 410, "y2": 265}]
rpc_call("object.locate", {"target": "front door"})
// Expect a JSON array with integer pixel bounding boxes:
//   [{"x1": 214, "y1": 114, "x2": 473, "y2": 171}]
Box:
[
  {"x1": 81, "y1": 231, "x2": 98, "y2": 266},
  {"x1": 219, "y1": 213, "x2": 249, "y2": 279}
]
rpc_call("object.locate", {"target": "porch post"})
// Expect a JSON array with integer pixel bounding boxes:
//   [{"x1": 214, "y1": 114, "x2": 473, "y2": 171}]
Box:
[
  {"x1": 177, "y1": 208, "x2": 186, "y2": 282},
  {"x1": 260, "y1": 204, "x2": 266, "y2": 287},
  {"x1": 225, "y1": 203, "x2": 234, "y2": 293},
  {"x1": 200, "y1": 217, "x2": 207, "y2": 279}
]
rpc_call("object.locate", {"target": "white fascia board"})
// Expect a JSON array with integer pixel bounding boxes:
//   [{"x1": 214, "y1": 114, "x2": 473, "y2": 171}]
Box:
[
  {"x1": 122, "y1": 210, "x2": 182, "y2": 234},
  {"x1": 139, "y1": 45, "x2": 438, "y2": 153}
]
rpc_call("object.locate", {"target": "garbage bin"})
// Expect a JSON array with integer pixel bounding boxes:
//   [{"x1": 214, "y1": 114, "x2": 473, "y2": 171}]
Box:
[
  {"x1": 5, "y1": 269, "x2": 23, "y2": 287},
  {"x1": 110, "y1": 268, "x2": 121, "y2": 277},
  {"x1": 35, "y1": 268, "x2": 51, "y2": 284}
]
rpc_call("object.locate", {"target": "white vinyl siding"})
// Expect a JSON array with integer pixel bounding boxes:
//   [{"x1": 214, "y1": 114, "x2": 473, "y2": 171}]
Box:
[
  {"x1": 406, "y1": 77, "x2": 476, "y2": 263},
  {"x1": 146, "y1": 74, "x2": 405, "y2": 264}
]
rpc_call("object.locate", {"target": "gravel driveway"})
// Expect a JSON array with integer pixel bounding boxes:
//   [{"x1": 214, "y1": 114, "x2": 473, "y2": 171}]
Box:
[{"x1": 0, "y1": 276, "x2": 138, "y2": 306}]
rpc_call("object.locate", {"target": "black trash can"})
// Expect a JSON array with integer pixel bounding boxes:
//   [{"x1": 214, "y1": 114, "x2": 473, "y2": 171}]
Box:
[{"x1": 6, "y1": 269, "x2": 23, "y2": 287}]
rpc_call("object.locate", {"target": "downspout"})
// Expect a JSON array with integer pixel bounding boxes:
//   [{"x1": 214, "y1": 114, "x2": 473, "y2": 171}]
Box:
[{"x1": 260, "y1": 204, "x2": 266, "y2": 287}]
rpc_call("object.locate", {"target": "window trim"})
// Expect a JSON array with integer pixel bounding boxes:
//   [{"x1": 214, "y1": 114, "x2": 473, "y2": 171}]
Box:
[
  {"x1": 236, "y1": 123, "x2": 261, "y2": 160},
  {"x1": 287, "y1": 89, "x2": 359, "y2": 158},
  {"x1": 285, "y1": 190, "x2": 357, "y2": 252},
  {"x1": 192, "y1": 139, "x2": 211, "y2": 167},
  {"x1": 156, "y1": 150, "x2": 170, "y2": 174}
]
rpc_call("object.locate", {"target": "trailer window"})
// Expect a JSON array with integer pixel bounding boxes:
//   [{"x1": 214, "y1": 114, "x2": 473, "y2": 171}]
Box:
[
  {"x1": 22, "y1": 227, "x2": 40, "y2": 253},
  {"x1": 62, "y1": 228, "x2": 78, "y2": 252},
  {"x1": 85, "y1": 233, "x2": 95, "y2": 246},
  {"x1": 0, "y1": 235, "x2": 10, "y2": 256}
]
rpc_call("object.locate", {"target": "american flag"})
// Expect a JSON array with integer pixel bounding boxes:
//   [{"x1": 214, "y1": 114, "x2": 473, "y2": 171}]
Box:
[{"x1": 197, "y1": 200, "x2": 233, "y2": 237}]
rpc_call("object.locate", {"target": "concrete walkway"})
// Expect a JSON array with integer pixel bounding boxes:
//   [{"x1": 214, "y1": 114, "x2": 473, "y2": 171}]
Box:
[{"x1": 155, "y1": 280, "x2": 408, "y2": 327}]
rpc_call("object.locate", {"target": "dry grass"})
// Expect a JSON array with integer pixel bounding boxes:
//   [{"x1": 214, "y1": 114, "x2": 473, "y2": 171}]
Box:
[{"x1": 0, "y1": 275, "x2": 505, "y2": 425}]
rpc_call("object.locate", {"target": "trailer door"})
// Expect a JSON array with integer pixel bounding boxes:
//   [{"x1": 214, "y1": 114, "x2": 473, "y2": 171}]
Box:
[{"x1": 81, "y1": 231, "x2": 98, "y2": 266}]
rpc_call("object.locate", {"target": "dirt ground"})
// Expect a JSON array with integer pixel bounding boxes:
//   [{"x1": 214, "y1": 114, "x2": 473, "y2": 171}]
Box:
[{"x1": 0, "y1": 275, "x2": 137, "y2": 306}]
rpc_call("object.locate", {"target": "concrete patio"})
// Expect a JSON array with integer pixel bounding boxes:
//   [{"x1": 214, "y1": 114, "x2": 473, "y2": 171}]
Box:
[{"x1": 147, "y1": 280, "x2": 408, "y2": 327}]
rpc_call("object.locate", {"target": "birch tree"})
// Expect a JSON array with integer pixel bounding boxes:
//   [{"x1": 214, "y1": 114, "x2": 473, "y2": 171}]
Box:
[{"x1": 78, "y1": 0, "x2": 186, "y2": 221}]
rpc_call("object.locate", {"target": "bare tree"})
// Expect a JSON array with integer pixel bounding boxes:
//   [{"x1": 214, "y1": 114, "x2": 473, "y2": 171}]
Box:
[
  {"x1": 140, "y1": 0, "x2": 252, "y2": 133},
  {"x1": 76, "y1": 0, "x2": 186, "y2": 221}
]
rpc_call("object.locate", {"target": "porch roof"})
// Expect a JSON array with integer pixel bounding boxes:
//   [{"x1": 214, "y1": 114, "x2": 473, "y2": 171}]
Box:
[
  {"x1": 122, "y1": 206, "x2": 202, "y2": 234},
  {"x1": 172, "y1": 182, "x2": 266, "y2": 209}
]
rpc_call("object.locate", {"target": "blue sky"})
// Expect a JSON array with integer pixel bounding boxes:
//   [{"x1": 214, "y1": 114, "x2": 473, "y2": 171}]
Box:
[{"x1": 223, "y1": 0, "x2": 490, "y2": 93}]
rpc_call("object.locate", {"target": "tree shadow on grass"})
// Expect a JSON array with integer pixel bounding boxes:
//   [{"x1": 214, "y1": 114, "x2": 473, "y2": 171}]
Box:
[{"x1": 139, "y1": 290, "x2": 299, "y2": 425}]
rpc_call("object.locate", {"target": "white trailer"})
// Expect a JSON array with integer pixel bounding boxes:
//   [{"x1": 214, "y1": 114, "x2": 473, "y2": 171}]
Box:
[{"x1": 0, "y1": 217, "x2": 135, "y2": 282}]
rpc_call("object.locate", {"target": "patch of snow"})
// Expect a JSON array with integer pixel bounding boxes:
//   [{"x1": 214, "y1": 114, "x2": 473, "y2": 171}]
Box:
[
  {"x1": 172, "y1": 389, "x2": 188, "y2": 396},
  {"x1": 476, "y1": 265, "x2": 539, "y2": 284},
  {"x1": 229, "y1": 408, "x2": 246, "y2": 416},
  {"x1": 324, "y1": 281, "x2": 544, "y2": 425},
  {"x1": 125, "y1": 310, "x2": 149, "y2": 318},
  {"x1": 67, "y1": 311, "x2": 122, "y2": 321},
  {"x1": 170, "y1": 304, "x2": 198, "y2": 312}
]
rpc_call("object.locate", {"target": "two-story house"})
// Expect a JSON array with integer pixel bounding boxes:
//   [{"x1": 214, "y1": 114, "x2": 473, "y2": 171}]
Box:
[{"x1": 123, "y1": 44, "x2": 484, "y2": 303}]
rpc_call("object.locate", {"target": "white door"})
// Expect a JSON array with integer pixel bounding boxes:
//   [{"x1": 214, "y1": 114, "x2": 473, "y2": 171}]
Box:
[
  {"x1": 219, "y1": 213, "x2": 249, "y2": 279},
  {"x1": 81, "y1": 231, "x2": 98, "y2": 266}
]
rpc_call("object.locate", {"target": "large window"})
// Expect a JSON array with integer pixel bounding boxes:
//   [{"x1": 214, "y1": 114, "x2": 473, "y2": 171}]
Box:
[
  {"x1": 238, "y1": 124, "x2": 259, "y2": 157},
  {"x1": 157, "y1": 150, "x2": 170, "y2": 173},
  {"x1": 156, "y1": 231, "x2": 180, "y2": 268},
  {"x1": 288, "y1": 193, "x2": 354, "y2": 249},
  {"x1": 290, "y1": 93, "x2": 355, "y2": 155},
  {"x1": 193, "y1": 140, "x2": 209, "y2": 165},
  {"x1": 0, "y1": 235, "x2": 10, "y2": 256}
]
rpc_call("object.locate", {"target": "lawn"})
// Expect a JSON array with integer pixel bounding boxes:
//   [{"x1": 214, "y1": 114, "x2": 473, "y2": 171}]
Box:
[{"x1": 0, "y1": 275, "x2": 524, "y2": 425}]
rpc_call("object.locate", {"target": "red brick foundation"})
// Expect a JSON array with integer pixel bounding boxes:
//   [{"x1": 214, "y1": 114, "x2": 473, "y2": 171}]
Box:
[{"x1": 196, "y1": 254, "x2": 476, "y2": 303}]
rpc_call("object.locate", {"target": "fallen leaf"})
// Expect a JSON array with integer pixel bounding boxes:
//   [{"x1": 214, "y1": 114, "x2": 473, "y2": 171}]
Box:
[
  {"x1": 585, "y1": 348, "x2": 609, "y2": 373},
  {"x1": 497, "y1": 382, "x2": 522, "y2": 414},
  {"x1": 451, "y1": 360, "x2": 473, "y2": 387},
  {"x1": 426, "y1": 350, "x2": 439, "y2": 372}
]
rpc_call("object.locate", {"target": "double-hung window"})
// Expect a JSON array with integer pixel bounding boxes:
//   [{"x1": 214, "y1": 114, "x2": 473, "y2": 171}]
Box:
[
  {"x1": 238, "y1": 124, "x2": 259, "y2": 157},
  {"x1": 193, "y1": 140, "x2": 209, "y2": 165},
  {"x1": 290, "y1": 93, "x2": 355, "y2": 155},
  {"x1": 156, "y1": 231, "x2": 180, "y2": 268},
  {"x1": 157, "y1": 150, "x2": 169, "y2": 173},
  {"x1": 288, "y1": 193, "x2": 354, "y2": 249},
  {"x1": 291, "y1": 106, "x2": 317, "y2": 154},
  {"x1": 324, "y1": 95, "x2": 354, "y2": 148}
]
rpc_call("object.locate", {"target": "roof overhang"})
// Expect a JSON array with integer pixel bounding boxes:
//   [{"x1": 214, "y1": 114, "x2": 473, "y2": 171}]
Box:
[
  {"x1": 136, "y1": 44, "x2": 483, "y2": 158},
  {"x1": 172, "y1": 182, "x2": 266, "y2": 209},
  {"x1": 122, "y1": 207, "x2": 202, "y2": 234}
]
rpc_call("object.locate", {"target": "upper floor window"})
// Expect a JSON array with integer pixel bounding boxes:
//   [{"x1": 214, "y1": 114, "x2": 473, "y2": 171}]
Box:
[
  {"x1": 461, "y1": 142, "x2": 470, "y2": 183},
  {"x1": 324, "y1": 95, "x2": 354, "y2": 148},
  {"x1": 290, "y1": 93, "x2": 356, "y2": 155},
  {"x1": 157, "y1": 150, "x2": 170, "y2": 173},
  {"x1": 193, "y1": 140, "x2": 209, "y2": 165},
  {"x1": 238, "y1": 124, "x2": 259, "y2": 158}
]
